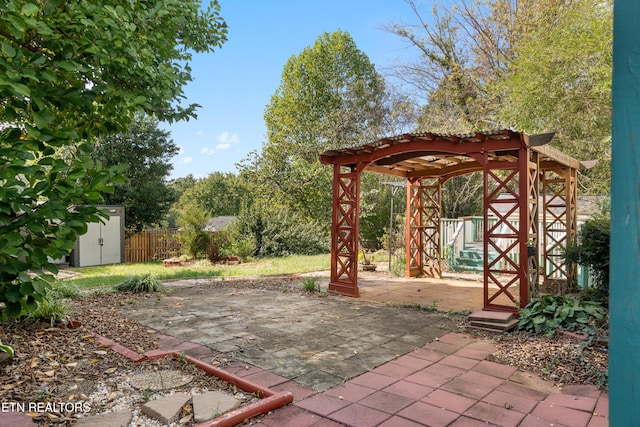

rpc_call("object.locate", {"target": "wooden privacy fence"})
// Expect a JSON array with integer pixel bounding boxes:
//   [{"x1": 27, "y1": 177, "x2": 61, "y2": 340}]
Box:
[{"x1": 124, "y1": 229, "x2": 218, "y2": 263}]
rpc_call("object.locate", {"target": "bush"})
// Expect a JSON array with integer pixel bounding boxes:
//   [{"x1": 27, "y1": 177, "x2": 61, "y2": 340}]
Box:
[
  {"x1": 231, "y1": 235, "x2": 257, "y2": 261},
  {"x1": 233, "y1": 202, "x2": 329, "y2": 257},
  {"x1": 259, "y1": 212, "x2": 329, "y2": 256},
  {"x1": 518, "y1": 295, "x2": 607, "y2": 334},
  {"x1": 114, "y1": 274, "x2": 164, "y2": 293},
  {"x1": 29, "y1": 297, "x2": 74, "y2": 326},
  {"x1": 565, "y1": 204, "x2": 610, "y2": 306},
  {"x1": 177, "y1": 203, "x2": 210, "y2": 259},
  {"x1": 216, "y1": 226, "x2": 257, "y2": 261}
]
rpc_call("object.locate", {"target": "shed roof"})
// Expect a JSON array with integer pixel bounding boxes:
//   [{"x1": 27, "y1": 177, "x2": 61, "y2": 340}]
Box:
[{"x1": 204, "y1": 216, "x2": 236, "y2": 232}]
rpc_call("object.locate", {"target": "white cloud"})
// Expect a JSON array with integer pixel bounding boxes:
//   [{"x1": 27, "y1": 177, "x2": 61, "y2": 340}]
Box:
[
  {"x1": 197, "y1": 130, "x2": 204, "y2": 136},
  {"x1": 179, "y1": 156, "x2": 193, "y2": 164},
  {"x1": 217, "y1": 131, "x2": 240, "y2": 144},
  {"x1": 198, "y1": 132, "x2": 237, "y2": 156}
]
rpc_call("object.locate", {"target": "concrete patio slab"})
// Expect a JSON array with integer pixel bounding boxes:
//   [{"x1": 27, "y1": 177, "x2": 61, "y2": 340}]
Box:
[
  {"x1": 124, "y1": 283, "x2": 453, "y2": 391},
  {"x1": 118, "y1": 275, "x2": 608, "y2": 426}
]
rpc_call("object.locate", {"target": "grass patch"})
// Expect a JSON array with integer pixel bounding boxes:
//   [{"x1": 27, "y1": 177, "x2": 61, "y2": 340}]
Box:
[
  {"x1": 63, "y1": 254, "x2": 330, "y2": 289},
  {"x1": 113, "y1": 274, "x2": 164, "y2": 293},
  {"x1": 218, "y1": 254, "x2": 330, "y2": 276},
  {"x1": 62, "y1": 261, "x2": 223, "y2": 289},
  {"x1": 302, "y1": 277, "x2": 320, "y2": 293},
  {"x1": 48, "y1": 281, "x2": 81, "y2": 299}
]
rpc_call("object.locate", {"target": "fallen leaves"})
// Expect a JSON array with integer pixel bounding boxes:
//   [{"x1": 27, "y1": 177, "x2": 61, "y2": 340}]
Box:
[
  {"x1": 2, "y1": 380, "x2": 25, "y2": 391},
  {"x1": 487, "y1": 332, "x2": 608, "y2": 387},
  {"x1": 0, "y1": 292, "x2": 161, "y2": 426}
]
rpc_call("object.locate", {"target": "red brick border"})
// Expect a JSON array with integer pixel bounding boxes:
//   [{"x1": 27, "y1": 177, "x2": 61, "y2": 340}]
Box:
[
  {"x1": 92, "y1": 333, "x2": 146, "y2": 362},
  {"x1": 92, "y1": 334, "x2": 293, "y2": 426}
]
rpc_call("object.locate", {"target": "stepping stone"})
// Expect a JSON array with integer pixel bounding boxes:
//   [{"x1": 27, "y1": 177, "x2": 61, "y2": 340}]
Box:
[
  {"x1": 141, "y1": 392, "x2": 191, "y2": 425},
  {"x1": 193, "y1": 391, "x2": 241, "y2": 423},
  {"x1": 129, "y1": 369, "x2": 194, "y2": 391},
  {"x1": 469, "y1": 318, "x2": 519, "y2": 332},
  {"x1": 75, "y1": 410, "x2": 132, "y2": 427}
]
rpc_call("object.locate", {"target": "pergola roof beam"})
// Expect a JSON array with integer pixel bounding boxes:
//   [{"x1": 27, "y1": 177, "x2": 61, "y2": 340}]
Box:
[
  {"x1": 532, "y1": 144, "x2": 582, "y2": 170},
  {"x1": 321, "y1": 130, "x2": 579, "y2": 174}
]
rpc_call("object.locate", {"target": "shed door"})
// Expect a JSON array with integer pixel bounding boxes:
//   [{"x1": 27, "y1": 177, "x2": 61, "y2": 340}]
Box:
[
  {"x1": 79, "y1": 222, "x2": 102, "y2": 266},
  {"x1": 101, "y1": 216, "x2": 121, "y2": 264}
]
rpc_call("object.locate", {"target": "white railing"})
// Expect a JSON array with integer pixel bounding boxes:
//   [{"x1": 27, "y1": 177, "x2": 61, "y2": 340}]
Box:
[{"x1": 439, "y1": 216, "x2": 593, "y2": 287}]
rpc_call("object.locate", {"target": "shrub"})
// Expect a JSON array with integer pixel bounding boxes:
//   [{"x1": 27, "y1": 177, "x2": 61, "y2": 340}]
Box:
[
  {"x1": 564, "y1": 203, "x2": 610, "y2": 306},
  {"x1": 518, "y1": 295, "x2": 607, "y2": 334},
  {"x1": 177, "y1": 203, "x2": 210, "y2": 259},
  {"x1": 233, "y1": 202, "x2": 329, "y2": 257},
  {"x1": 28, "y1": 297, "x2": 74, "y2": 327},
  {"x1": 114, "y1": 274, "x2": 164, "y2": 293},
  {"x1": 231, "y1": 235, "x2": 257, "y2": 261},
  {"x1": 216, "y1": 226, "x2": 256, "y2": 261}
]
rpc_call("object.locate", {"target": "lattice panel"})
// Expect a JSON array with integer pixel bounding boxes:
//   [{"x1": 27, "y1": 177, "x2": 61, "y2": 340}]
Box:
[
  {"x1": 329, "y1": 166, "x2": 360, "y2": 297},
  {"x1": 527, "y1": 153, "x2": 540, "y2": 296},
  {"x1": 406, "y1": 178, "x2": 441, "y2": 278},
  {"x1": 484, "y1": 168, "x2": 522, "y2": 310},
  {"x1": 482, "y1": 151, "x2": 539, "y2": 313},
  {"x1": 542, "y1": 168, "x2": 577, "y2": 287},
  {"x1": 567, "y1": 168, "x2": 578, "y2": 283}
]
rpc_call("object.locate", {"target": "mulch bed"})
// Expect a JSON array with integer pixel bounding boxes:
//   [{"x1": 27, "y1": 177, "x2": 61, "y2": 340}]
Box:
[{"x1": 0, "y1": 293, "x2": 249, "y2": 426}]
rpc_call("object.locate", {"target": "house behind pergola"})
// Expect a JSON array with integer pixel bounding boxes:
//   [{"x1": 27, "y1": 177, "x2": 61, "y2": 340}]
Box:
[{"x1": 320, "y1": 129, "x2": 588, "y2": 314}]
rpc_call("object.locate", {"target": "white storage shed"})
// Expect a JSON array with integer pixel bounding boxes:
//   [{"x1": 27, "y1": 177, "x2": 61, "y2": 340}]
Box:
[{"x1": 70, "y1": 205, "x2": 125, "y2": 267}]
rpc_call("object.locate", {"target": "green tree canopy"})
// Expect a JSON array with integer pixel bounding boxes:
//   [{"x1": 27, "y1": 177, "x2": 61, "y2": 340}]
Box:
[
  {"x1": 240, "y1": 30, "x2": 397, "y2": 224},
  {"x1": 265, "y1": 30, "x2": 390, "y2": 156},
  {"x1": 497, "y1": 0, "x2": 612, "y2": 194},
  {"x1": 387, "y1": 0, "x2": 612, "y2": 195},
  {"x1": 178, "y1": 172, "x2": 249, "y2": 218},
  {"x1": 168, "y1": 175, "x2": 198, "y2": 200},
  {"x1": 1, "y1": 0, "x2": 227, "y2": 133},
  {"x1": 93, "y1": 115, "x2": 180, "y2": 231},
  {"x1": 0, "y1": 0, "x2": 227, "y2": 318}
]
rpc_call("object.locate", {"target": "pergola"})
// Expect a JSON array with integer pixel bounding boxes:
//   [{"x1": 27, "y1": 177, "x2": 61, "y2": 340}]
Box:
[{"x1": 320, "y1": 129, "x2": 586, "y2": 313}]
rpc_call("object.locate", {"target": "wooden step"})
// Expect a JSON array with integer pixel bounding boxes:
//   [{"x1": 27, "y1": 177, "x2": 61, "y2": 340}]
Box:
[
  {"x1": 468, "y1": 310, "x2": 514, "y2": 323},
  {"x1": 469, "y1": 318, "x2": 519, "y2": 332}
]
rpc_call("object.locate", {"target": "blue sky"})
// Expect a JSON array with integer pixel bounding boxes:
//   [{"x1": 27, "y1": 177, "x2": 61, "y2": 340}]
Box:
[{"x1": 163, "y1": 0, "x2": 421, "y2": 180}]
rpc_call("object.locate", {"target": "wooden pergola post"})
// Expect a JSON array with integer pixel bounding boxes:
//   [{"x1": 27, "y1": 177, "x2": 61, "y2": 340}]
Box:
[
  {"x1": 328, "y1": 164, "x2": 360, "y2": 297},
  {"x1": 541, "y1": 167, "x2": 578, "y2": 290},
  {"x1": 405, "y1": 178, "x2": 441, "y2": 278}
]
